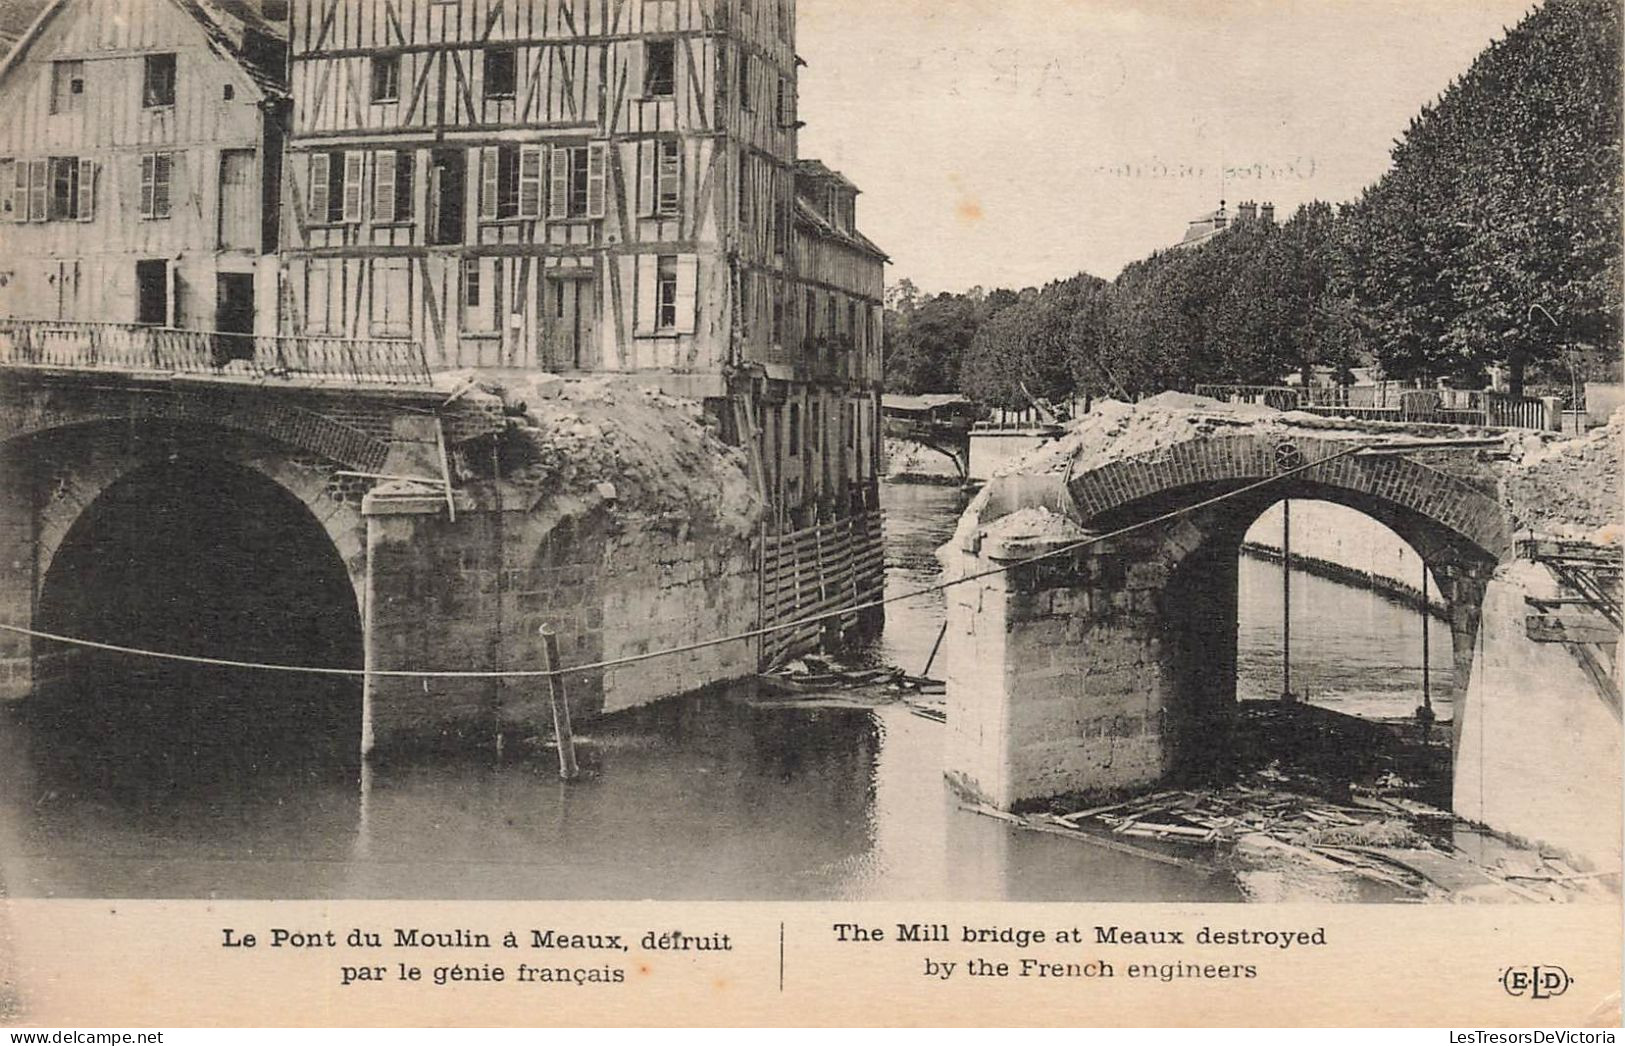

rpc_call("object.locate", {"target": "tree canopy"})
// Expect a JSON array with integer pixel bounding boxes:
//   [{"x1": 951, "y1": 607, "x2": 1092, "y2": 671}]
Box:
[{"x1": 880, "y1": 0, "x2": 1620, "y2": 404}]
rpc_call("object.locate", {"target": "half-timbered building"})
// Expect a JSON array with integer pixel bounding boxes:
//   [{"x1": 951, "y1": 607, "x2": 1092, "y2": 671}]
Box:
[
  {"x1": 280, "y1": 0, "x2": 885, "y2": 529},
  {"x1": 0, "y1": 0, "x2": 288, "y2": 337}
]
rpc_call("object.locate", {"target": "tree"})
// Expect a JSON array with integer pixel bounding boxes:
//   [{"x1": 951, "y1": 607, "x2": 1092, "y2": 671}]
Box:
[{"x1": 1343, "y1": 0, "x2": 1622, "y2": 392}]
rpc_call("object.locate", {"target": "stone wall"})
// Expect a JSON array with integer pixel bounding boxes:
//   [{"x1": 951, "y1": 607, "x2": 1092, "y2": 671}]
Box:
[
  {"x1": 1454, "y1": 559, "x2": 1622, "y2": 870},
  {"x1": 0, "y1": 441, "x2": 32, "y2": 701},
  {"x1": 363, "y1": 487, "x2": 760, "y2": 752}
]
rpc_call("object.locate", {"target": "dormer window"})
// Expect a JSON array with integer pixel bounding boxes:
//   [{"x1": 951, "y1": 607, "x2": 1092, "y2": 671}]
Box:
[{"x1": 143, "y1": 53, "x2": 176, "y2": 108}]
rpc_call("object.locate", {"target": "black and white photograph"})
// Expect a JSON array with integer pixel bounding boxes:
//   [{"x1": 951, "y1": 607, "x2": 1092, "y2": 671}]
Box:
[{"x1": 0, "y1": 0, "x2": 1617, "y2": 923}]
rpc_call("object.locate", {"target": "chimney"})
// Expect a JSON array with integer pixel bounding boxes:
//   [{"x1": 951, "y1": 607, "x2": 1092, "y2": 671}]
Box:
[
  {"x1": 1260, "y1": 202, "x2": 1275, "y2": 224},
  {"x1": 1237, "y1": 200, "x2": 1257, "y2": 223}
]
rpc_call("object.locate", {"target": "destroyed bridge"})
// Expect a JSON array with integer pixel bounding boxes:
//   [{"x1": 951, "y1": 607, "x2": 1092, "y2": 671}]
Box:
[{"x1": 939, "y1": 393, "x2": 1621, "y2": 869}]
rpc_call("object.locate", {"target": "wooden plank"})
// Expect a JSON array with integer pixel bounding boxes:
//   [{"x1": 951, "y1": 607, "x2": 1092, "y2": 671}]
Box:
[{"x1": 1526, "y1": 614, "x2": 1618, "y2": 646}]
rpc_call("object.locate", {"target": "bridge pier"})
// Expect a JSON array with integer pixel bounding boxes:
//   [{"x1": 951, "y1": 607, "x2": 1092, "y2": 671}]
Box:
[
  {"x1": 939, "y1": 505, "x2": 1238, "y2": 809},
  {"x1": 0, "y1": 440, "x2": 33, "y2": 702}
]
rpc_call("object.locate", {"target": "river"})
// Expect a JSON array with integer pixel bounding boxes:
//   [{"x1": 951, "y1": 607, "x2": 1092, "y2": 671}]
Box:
[{"x1": 0, "y1": 482, "x2": 1450, "y2": 901}]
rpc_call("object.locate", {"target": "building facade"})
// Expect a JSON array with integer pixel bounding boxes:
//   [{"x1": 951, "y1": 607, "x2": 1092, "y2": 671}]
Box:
[
  {"x1": 279, "y1": 0, "x2": 883, "y2": 525},
  {"x1": 0, "y1": 0, "x2": 288, "y2": 338}
]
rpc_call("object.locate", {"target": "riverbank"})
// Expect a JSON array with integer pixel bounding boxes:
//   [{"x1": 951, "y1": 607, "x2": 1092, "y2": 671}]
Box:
[{"x1": 1240, "y1": 543, "x2": 1450, "y2": 619}]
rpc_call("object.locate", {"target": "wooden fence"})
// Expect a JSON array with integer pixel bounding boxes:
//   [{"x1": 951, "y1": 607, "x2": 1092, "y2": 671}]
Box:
[
  {"x1": 759, "y1": 511, "x2": 886, "y2": 668},
  {"x1": 1194, "y1": 383, "x2": 1552, "y2": 430}
]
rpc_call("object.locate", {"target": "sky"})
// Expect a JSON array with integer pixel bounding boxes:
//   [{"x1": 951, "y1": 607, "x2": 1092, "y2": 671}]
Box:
[{"x1": 795, "y1": 0, "x2": 1540, "y2": 292}]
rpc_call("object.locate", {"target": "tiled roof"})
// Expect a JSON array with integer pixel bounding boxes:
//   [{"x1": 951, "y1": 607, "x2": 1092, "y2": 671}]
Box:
[
  {"x1": 0, "y1": 0, "x2": 285, "y2": 97},
  {"x1": 793, "y1": 196, "x2": 888, "y2": 262}
]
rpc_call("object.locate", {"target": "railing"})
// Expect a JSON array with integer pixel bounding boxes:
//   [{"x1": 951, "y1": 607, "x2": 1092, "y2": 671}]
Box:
[
  {"x1": 1194, "y1": 383, "x2": 1551, "y2": 430},
  {"x1": 0, "y1": 319, "x2": 432, "y2": 386}
]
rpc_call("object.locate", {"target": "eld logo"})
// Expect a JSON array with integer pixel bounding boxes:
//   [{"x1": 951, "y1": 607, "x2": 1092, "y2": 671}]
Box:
[{"x1": 1500, "y1": 965, "x2": 1573, "y2": 999}]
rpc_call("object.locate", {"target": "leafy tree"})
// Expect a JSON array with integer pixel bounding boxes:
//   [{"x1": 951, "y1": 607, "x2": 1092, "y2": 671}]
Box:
[{"x1": 1343, "y1": 0, "x2": 1622, "y2": 392}]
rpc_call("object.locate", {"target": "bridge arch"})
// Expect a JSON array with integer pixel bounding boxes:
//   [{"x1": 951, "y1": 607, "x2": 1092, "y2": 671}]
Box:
[
  {"x1": 6, "y1": 419, "x2": 370, "y2": 771},
  {"x1": 942, "y1": 418, "x2": 1513, "y2": 810}
]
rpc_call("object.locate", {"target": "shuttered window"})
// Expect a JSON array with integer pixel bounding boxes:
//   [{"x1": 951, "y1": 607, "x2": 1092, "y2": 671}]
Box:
[
  {"x1": 585, "y1": 141, "x2": 606, "y2": 219},
  {"x1": 373, "y1": 150, "x2": 395, "y2": 222},
  {"x1": 548, "y1": 143, "x2": 607, "y2": 219},
  {"x1": 77, "y1": 158, "x2": 94, "y2": 221},
  {"x1": 139, "y1": 153, "x2": 172, "y2": 219},
  {"x1": 308, "y1": 153, "x2": 329, "y2": 223},
  {"x1": 342, "y1": 151, "x2": 364, "y2": 223},
  {"x1": 518, "y1": 145, "x2": 543, "y2": 219},
  {"x1": 371, "y1": 150, "x2": 413, "y2": 223},
  {"x1": 0, "y1": 161, "x2": 13, "y2": 221},
  {"x1": 637, "y1": 139, "x2": 681, "y2": 218},
  {"x1": 28, "y1": 159, "x2": 46, "y2": 222},
  {"x1": 479, "y1": 146, "x2": 499, "y2": 221}
]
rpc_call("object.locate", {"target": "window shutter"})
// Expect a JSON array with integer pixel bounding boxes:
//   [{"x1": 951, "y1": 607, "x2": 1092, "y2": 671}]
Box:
[
  {"x1": 342, "y1": 151, "x2": 364, "y2": 222},
  {"x1": 518, "y1": 144, "x2": 543, "y2": 219},
  {"x1": 636, "y1": 139, "x2": 655, "y2": 217},
  {"x1": 585, "y1": 140, "x2": 606, "y2": 219},
  {"x1": 674, "y1": 254, "x2": 698, "y2": 334},
  {"x1": 479, "y1": 146, "x2": 498, "y2": 221},
  {"x1": 153, "y1": 154, "x2": 172, "y2": 218},
  {"x1": 374, "y1": 150, "x2": 396, "y2": 223},
  {"x1": 548, "y1": 145, "x2": 569, "y2": 218},
  {"x1": 657, "y1": 140, "x2": 680, "y2": 217},
  {"x1": 308, "y1": 153, "x2": 329, "y2": 224},
  {"x1": 76, "y1": 158, "x2": 93, "y2": 221},
  {"x1": 634, "y1": 254, "x2": 657, "y2": 336},
  {"x1": 12, "y1": 160, "x2": 27, "y2": 221},
  {"x1": 29, "y1": 159, "x2": 46, "y2": 222}
]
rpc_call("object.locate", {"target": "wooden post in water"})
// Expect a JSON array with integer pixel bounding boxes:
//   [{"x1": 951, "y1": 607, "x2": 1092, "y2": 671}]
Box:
[
  {"x1": 1281, "y1": 500, "x2": 1294, "y2": 701},
  {"x1": 539, "y1": 624, "x2": 580, "y2": 780},
  {"x1": 921, "y1": 620, "x2": 949, "y2": 678}
]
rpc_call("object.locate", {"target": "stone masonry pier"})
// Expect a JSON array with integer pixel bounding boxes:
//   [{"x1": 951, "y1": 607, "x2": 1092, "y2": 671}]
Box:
[{"x1": 0, "y1": 369, "x2": 764, "y2": 758}]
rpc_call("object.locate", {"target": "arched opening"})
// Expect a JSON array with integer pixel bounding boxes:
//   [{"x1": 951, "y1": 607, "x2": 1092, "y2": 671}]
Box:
[
  {"x1": 1157, "y1": 490, "x2": 1467, "y2": 808},
  {"x1": 30, "y1": 457, "x2": 363, "y2": 788},
  {"x1": 1237, "y1": 500, "x2": 1452, "y2": 719}
]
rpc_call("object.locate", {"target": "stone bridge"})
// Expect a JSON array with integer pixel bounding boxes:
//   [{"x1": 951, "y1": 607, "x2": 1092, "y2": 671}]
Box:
[
  {"x1": 0, "y1": 368, "x2": 761, "y2": 761},
  {"x1": 940, "y1": 394, "x2": 1621, "y2": 867}
]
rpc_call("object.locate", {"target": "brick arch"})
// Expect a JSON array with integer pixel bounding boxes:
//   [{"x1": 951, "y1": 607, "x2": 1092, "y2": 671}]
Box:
[
  {"x1": 0, "y1": 383, "x2": 393, "y2": 475},
  {"x1": 1066, "y1": 432, "x2": 1511, "y2": 564},
  {"x1": 29, "y1": 424, "x2": 367, "y2": 604}
]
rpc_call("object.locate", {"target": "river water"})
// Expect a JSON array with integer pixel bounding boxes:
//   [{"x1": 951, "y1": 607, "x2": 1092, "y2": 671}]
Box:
[{"x1": 0, "y1": 483, "x2": 1449, "y2": 901}]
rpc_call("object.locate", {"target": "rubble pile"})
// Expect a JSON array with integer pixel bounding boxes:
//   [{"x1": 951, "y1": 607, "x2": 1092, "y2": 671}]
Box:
[
  {"x1": 1499, "y1": 409, "x2": 1623, "y2": 541},
  {"x1": 467, "y1": 373, "x2": 761, "y2": 534}
]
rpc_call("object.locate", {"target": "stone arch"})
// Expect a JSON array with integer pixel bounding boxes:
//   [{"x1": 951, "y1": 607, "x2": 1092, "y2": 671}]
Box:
[
  {"x1": 942, "y1": 427, "x2": 1516, "y2": 810},
  {"x1": 0, "y1": 381, "x2": 394, "y2": 475},
  {"x1": 1066, "y1": 433, "x2": 1510, "y2": 565},
  {"x1": 26, "y1": 421, "x2": 367, "y2": 604},
  {"x1": 25, "y1": 428, "x2": 370, "y2": 767}
]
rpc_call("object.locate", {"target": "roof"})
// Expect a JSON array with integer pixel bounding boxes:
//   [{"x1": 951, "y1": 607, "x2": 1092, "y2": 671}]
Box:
[
  {"x1": 883, "y1": 393, "x2": 973, "y2": 413},
  {"x1": 0, "y1": 0, "x2": 49, "y2": 46},
  {"x1": 0, "y1": 0, "x2": 286, "y2": 97},
  {"x1": 794, "y1": 196, "x2": 888, "y2": 262},
  {"x1": 794, "y1": 158, "x2": 859, "y2": 193}
]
